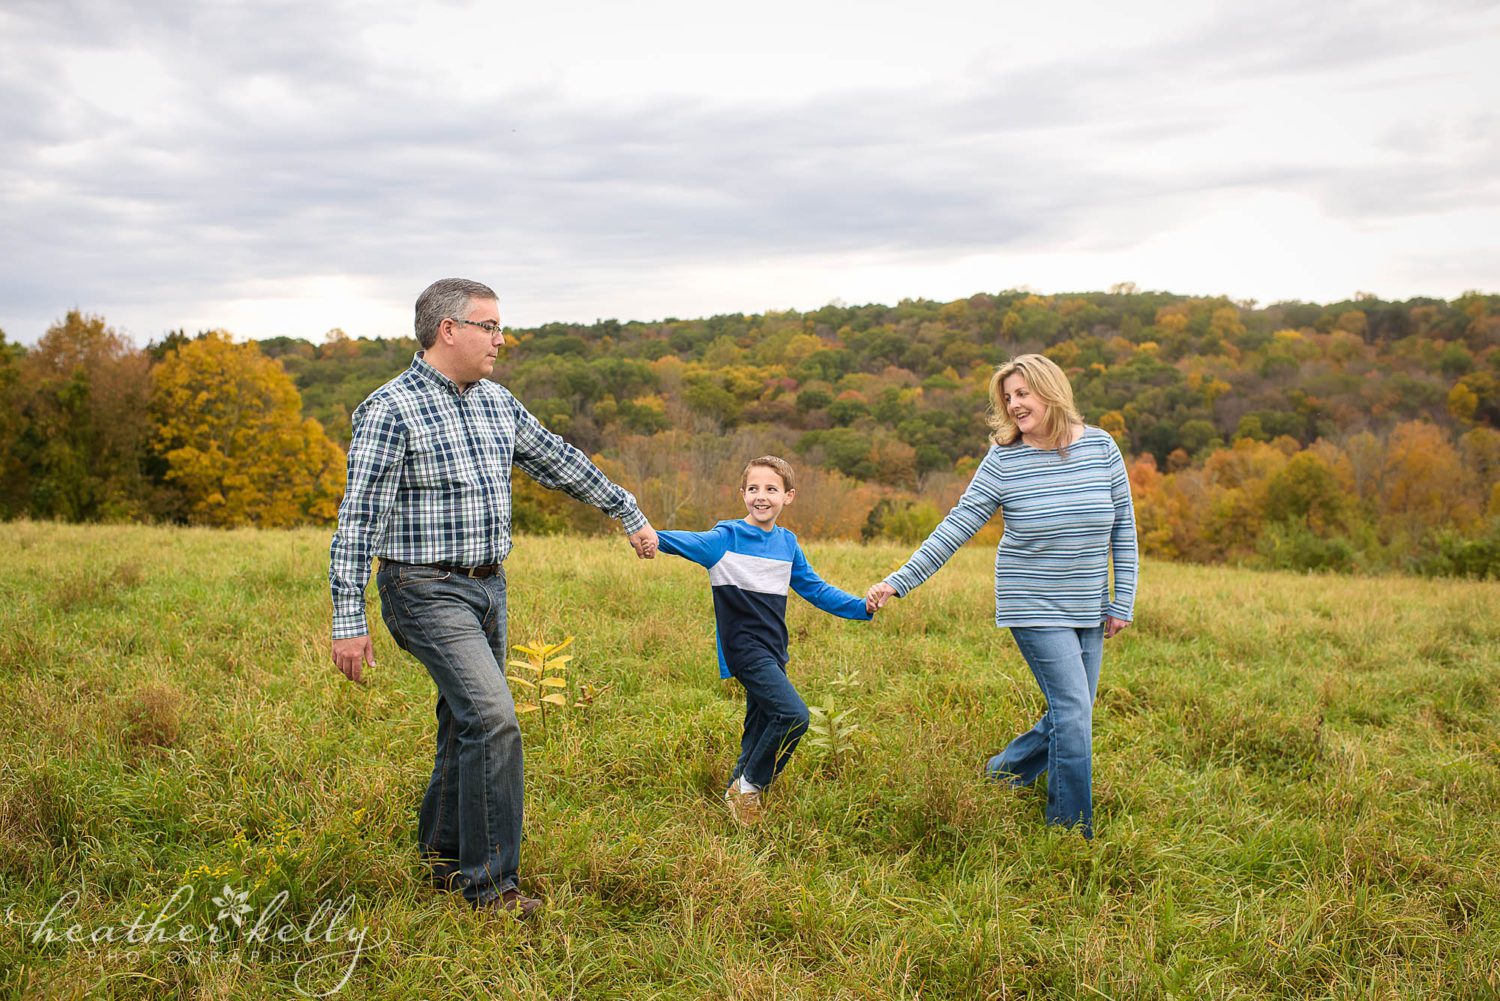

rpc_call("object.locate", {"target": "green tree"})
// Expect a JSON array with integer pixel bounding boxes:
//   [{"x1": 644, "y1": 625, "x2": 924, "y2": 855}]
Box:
[
  {"x1": 1179, "y1": 419, "x2": 1223, "y2": 457},
  {"x1": 0, "y1": 331, "x2": 28, "y2": 516},
  {"x1": 801, "y1": 428, "x2": 875, "y2": 480},
  {"x1": 1233, "y1": 414, "x2": 1268, "y2": 443},
  {"x1": 863, "y1": 498, "x2": 943, "y2": 544},
  {"x1": 826, "y1": 397, "x2": 869, "y2": 427},
  {"x1": 682, "y1": 377, "x2": 742, "y2": 429},
  {"x1": 1439, "y1": 342, "x2": 1473, "y2": 378},
  {"x1": 1263, "y1": 452, "x2": 1347, "y2": 535},
  {"x1": 796, "y1": 388, "x2": 833, "y2": 413},
  {"x1": 18, "y1": 311, "x2": 157, "y2": 520}
]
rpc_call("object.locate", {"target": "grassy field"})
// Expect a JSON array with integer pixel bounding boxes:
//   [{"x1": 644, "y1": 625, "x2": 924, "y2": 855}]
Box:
[{"x1": 0, "y1": 521, "x2": 1497, "y2": 1000}]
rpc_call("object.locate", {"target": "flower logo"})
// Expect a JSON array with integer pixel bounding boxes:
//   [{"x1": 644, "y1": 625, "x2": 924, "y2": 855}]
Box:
[{"x1": 212, "y1": 885, "x2": 252, "y2": 926}]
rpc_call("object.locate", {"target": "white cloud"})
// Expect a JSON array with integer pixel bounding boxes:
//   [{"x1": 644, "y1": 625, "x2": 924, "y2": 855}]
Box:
[{"x1": 1, "y1": 0, "x2": 1496, "y2": 344}]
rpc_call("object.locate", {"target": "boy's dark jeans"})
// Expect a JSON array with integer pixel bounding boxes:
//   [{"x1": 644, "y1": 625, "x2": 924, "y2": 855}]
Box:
[
  {"x1": 376, "y1": 563, "x2": 521, "y2": 905},
  {"x1": 729, "y1": 659, "x2": 811, "y2": 789}
]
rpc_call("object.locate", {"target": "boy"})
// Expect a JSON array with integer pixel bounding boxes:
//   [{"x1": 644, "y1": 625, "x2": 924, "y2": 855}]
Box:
[{"x1": 656, "y1": 456, "x2": 873, "y2": 824}]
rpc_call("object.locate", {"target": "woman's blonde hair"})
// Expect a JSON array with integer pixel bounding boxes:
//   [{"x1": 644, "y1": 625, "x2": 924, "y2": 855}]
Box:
[{"x1": 987, "y1": 354, "x2": 1084, "y2": 454}]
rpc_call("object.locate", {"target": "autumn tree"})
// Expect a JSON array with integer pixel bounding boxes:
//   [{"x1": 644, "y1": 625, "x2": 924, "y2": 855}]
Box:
[
  {"x1": 1099, "y1": 410, "x2": 1128, "y2": 448},
  {"x1": 1377, "y1": 421, "x2": 1478, "y2": 539},
  {"x1": 17, "y1": 311, "x2": 157, "y2": 520},
  {"x1": 1455, "y1": 371, "x2": 1500, "y2": 425},
  {"x1": 1459, "y1": 427, "x2": 1500, "y2": 518},
  {"x1": 1448, "y1": 381, "x2": 1479, "y2": 424},
  {"x1": 150, "y1": 331, "x2": 345, "y2": 527},
  {"x1": 0, "y1": 331, "x2": 26, "y2": 516},
  {"x1": 1124, "y1": 455, "x2": 1175, "y2": 557}
]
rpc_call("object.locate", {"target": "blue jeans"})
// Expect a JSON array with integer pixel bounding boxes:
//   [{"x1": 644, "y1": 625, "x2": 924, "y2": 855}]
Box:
[
  {"x1": 986, "y1": 625, "x2": 1104, "y2": 838},
  {"x1": 377, "y1": 563, "x2": 521, "y2": 904},
  {"x1": 728, "y1": 659, "x2": 811, "y2": 789}
]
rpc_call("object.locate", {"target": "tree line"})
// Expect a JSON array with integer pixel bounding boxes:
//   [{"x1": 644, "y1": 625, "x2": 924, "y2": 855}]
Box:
[
  {"x1": 2, "y1": 286, "x2": 1495, "y2": 575},
  {"x1": 0, "y1": 315, "x2": 343, "y2": 528}
]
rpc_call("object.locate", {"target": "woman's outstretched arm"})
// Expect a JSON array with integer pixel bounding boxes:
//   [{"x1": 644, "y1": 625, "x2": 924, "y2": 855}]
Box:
[{"x1": 865, "y1": 447, "x2": 1005, "y2": 610}]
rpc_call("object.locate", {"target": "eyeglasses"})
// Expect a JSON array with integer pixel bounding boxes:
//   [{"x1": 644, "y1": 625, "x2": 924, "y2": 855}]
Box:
[{"x1": 449, "y1": 318, "x2": 506, "y2": 337}]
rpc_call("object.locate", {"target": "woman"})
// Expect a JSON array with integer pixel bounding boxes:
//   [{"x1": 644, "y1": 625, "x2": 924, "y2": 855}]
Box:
[{"x1": 866, "y1": 354, "x2": 1137, "y2": 838}]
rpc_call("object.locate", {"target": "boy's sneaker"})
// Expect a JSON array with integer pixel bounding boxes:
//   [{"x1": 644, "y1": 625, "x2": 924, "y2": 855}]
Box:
[{"x1": 724, "y1": 783, "x2": 762, "y2": 825}]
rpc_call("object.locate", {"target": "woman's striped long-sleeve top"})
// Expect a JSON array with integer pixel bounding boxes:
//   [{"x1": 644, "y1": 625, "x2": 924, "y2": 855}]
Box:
[{"x1": 884, "y1": 426, "x2": 1138, "y2": 627}]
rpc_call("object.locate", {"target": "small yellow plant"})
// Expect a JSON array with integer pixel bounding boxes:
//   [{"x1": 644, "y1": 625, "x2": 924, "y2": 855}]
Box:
[{"x1": 509, "y1": 637, "x2": 575, "y2": 729}]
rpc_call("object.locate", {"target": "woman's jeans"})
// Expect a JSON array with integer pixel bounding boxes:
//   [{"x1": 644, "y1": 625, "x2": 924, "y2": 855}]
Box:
[
  {"x1": 377, "y1": 563, "x2": 521, "y2": 904},
  {"x1": 729, "y1": 659, "x2": 811, "y2": 790},
  {"x1": 986, "y1": 625, "x2": 1104, "y2": 838}
]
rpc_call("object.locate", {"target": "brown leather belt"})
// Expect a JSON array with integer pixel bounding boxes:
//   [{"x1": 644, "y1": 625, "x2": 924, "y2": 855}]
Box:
[{"x1": 380, "y1": 558, "x2": 501, "y2": 579}]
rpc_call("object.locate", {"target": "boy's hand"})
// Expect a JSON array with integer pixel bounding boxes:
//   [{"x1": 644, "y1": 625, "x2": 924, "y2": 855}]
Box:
[
  {"x1": 865, "y1": 582, "x2": 896, "y2": 614},
  {"x1": 628, "y1": 524, "x2": 659, "y2": 559}
]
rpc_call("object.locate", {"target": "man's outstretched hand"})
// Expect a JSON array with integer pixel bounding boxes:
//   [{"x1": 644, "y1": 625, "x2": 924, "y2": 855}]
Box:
[
  {"x1": 332, "y1": 634, "x2": 376, "y2": 684},
  {"x1": 628, "y1": 524, "x2": 659, "y2": 559}
]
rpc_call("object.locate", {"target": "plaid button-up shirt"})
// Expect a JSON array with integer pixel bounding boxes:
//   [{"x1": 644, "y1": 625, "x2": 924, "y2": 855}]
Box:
[{"x1": 328, "y1": 353, "x2": 646, "y2": 639}]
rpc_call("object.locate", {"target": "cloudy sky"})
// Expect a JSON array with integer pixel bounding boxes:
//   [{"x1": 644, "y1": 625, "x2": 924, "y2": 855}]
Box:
[{"x1": 2, "y1": 0, "x2": 1497, "y2": 345}]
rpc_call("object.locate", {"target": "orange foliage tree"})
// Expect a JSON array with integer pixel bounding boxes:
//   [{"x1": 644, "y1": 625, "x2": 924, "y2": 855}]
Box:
[{"x1": 1377, "y1": 421, "x2": 1480, "y2": 539}]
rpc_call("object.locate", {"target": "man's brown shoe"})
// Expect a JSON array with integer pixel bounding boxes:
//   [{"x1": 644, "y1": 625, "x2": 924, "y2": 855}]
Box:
[{"x1": 478, "y1": 888, "x2": 543, "y2": 919}]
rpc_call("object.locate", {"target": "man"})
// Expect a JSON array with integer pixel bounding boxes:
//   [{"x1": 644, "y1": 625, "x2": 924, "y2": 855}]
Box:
[{"x1": 329, "y1": 278, "x2": 658, "y2": 917}]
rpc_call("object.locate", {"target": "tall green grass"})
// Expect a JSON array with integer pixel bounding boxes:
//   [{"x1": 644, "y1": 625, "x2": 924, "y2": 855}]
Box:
[{"x1": 0, "y1": 521, "x2": 1496, "y2": 999}]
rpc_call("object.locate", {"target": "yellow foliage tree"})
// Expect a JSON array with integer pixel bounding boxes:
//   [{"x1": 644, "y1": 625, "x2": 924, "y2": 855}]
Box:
[
  {"x1": 1447, "y1": 381, "x2": 1479, "y2": 424},
  {"x1": 151, "y1": 331, "x2": 346, "y2": 527},
  {"x1": 1099, "y1": 410, "x2": 1128, "y2": 448},
  {"x1": 1208, "y1": 306, "x2": 1245, "y2": 344}
]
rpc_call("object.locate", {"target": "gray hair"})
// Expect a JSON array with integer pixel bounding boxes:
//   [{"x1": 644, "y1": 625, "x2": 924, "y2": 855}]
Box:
[{"x1": 414, "y1": 278, "x2": 498, "y2": 349}]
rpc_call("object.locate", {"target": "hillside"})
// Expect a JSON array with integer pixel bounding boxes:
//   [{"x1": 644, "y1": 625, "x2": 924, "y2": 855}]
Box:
[{"x1": 2, "y1": 288, "x2": 1496, "y2": 574}]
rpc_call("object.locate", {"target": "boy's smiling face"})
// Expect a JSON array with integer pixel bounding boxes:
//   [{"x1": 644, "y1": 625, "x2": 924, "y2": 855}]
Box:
[{"x1": 741, "y1": 465, "x2": 793, "y2": 530}]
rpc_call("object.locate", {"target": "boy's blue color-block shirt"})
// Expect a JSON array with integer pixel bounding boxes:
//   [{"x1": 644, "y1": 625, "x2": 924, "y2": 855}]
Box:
[{"x1": 657, "y1": 520, "x2": 870, "y2": 678}]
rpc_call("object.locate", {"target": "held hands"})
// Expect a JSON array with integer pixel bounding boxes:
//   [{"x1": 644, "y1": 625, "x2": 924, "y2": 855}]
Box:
[
  {"x1": 865, "y1": 581, "x2": 897, "y2": 616},
  {"x1": 1104, "y1": 616, "x2": 1130, "y2": 639},
  {"x1": 332, "y1": 634, "x2": 376, "y2": 685},
  {"x1": 628, "y1": 524, "x2": 659, "y2": 559}
]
